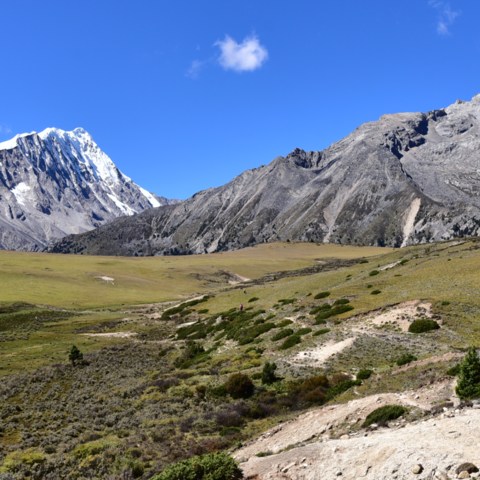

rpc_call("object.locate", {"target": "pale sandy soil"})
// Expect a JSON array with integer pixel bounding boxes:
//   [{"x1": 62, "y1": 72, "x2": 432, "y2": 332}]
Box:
[
  {"x1": 81, "y1": 331, "x2": 136, "y2": 338},
  {"x1": 290, "y1": 338, "x2": 357, "y2": 368},
  {"x1": 235, "y1": 380, "x2": 480, "y2": 480}
]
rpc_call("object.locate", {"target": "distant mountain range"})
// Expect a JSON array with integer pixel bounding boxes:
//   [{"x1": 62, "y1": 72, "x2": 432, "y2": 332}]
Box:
[
  {"x1": 0, "y1": 128, "x2": 171, "y2": 250},
  {"x1": 48, "y1": 94, "x2": 480, "y2": 256}
]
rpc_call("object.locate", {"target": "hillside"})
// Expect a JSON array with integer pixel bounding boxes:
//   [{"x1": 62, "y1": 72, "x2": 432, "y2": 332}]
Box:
[
  {"x1": 0, "y1": 128, "x2": 168, "y2": 251},
  {"x1": 50, "y1": 95, "x2": 480, "y2": 256},
  {"x1": 1, "y1": 240, "x2": 480, "y2": 478}
]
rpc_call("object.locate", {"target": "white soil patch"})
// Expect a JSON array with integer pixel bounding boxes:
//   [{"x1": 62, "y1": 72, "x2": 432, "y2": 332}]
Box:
[
  {"x1": 290, "y1": 337, "x2": 356, "y2": 367},
  {"x1": 235, "y1": 380, "x2": 466, "y2": 480},
  {"x1": 379, "y1": 260, "x2": 401, "y2": 271},
  {"x1": 228, "y1": 272, "x2": 251, "y2": 284},
  {"x1": 364, "y1": 300, "x2": 433, "y2": 333},
  {"x1": 81, "y1": 332, "x2": 136, "y2": 338},
  {"x1": 96, "y1": 275, "x2": 115, "y2": 284}
]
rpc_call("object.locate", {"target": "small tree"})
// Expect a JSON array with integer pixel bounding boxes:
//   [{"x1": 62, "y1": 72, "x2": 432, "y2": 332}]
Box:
[
  {"x1": 69, "y1": 345, "x2": 83, "y2": 366},
  {"x1": 456, "y1": 347, "x2": 480, "y2": 399},
  {"x1": 261, "y1": 362, "x2": 278, "y2": 385}
]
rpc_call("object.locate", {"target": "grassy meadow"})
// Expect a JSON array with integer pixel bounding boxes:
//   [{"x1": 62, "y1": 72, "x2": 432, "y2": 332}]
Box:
[{"x1": 1, "y1": 238, "x2": 480, "y2": 479}]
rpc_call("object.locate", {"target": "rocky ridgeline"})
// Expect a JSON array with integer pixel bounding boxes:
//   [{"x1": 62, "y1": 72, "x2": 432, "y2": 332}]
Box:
[
  {"x1": 0, "y1": 128, "x2": 168, "y2": 250},
  {"x1": 50, "y1": 95, "x2": 480, "y2": 256}
]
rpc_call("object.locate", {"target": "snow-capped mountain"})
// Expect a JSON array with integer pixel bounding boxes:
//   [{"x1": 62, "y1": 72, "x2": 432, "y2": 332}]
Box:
[{"x1": 0, "y1": 127, "x2": 168, "y2": 250}]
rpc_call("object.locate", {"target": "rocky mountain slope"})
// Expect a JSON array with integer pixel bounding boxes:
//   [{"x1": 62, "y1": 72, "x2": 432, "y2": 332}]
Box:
[
  {"x1": 50, "y1": 95, "x2": 480, "y2": 256},
  {"x1": 0, "y1": 128, "x2": 169, "y2": 250}
]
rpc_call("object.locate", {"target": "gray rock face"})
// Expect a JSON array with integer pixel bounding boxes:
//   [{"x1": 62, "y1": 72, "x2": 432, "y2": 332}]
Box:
[
  {"x1": 50, "y1": 95, "x2": 480, "y2": 256},
  {"x1": 0, "y1": 127, "x2": 168, "y2": 250}
]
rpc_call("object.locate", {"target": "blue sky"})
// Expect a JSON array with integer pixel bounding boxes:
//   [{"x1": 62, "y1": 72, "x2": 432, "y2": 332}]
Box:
[{"x1": 0, "y1": 0, "x2": 478, "y2": 199}]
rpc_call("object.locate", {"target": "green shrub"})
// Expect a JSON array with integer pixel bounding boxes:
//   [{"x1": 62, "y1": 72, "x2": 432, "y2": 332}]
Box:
[
  {"x1": 333, "y1": 298, "x2": 350, "y2": 305},
  {"x1": 325, "y1": 379, "x2": 360, "y2": 401},
  {"x1": 314, "y1": 291, "x2": 330, "y2": 299},
  {"x1": 369, "y1": 270, "x2": 380, "y2": 276},
  {"x1": 68, "y1": 345, "x2": 83, "y2": 366},
  {"x1": 276, "y1": 319, "x2": 293, "y2": 327},
  {"x1": 370, "y1": 290, "x2": 381, "y2": 295},
  {"x1": 248, "y1": 297, "x2": 259, "y2": 303},
  {"x1": 447, "y1": 363, "x2": 461, "y2": 377},
  {"x1": 224, "y1": 373, "x2": 255, "y2": 399},
  {"x1": 456, "y1": 347, "x2": 480, "y2": 399},
  {"x1": 278, "y1": 298, "x2": 296, "y2": 305},
  {"x1": 272, "y1": 328, "x2": 294, "y2": 341},
  {"x1": 362, "y1": 405, "x2": 407, "y2": 427},
  {"x1": 152, "y1": 452, "x2": 243, "y2": 480},
  {"x1": 408, "y1": 318, "x2": 440, "y2": 333},
  {"x1": 396, "y1": 353, "x2": 417, "y2": 366},
  {"x1": 314, "y1": 304, "x2": 354, "y2": 323},
  {"x1": 356, "y1": 368, "x2": 373, "y2": 380},
  {"x1": 279, "y1": 335, "x2": 301, "y2": 350},
  {"x1": 359, "y1": 259, "x2": 369, "y2": 264},
  {"x1": 261, "y1": 362, "x2": 278, "y2": 385},
  {"x1": 296, "y1": 327, "x2": 312, "y2": 336},
  {"x1": 313, "y1": 328, "x2": 330, "y2": 336}
]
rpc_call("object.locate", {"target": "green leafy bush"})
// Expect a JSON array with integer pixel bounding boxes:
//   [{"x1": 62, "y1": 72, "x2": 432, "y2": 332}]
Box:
[
  {"x1": 313, "y1": 328, "x2": 330, "y2": 336},
  {"x1": 248, "y1": 297, "x2": 259, "y2": 303},
  {"x1": 456, "y1": 347, "x2": 480, "y2": 399},
  {"x1": 272, "y1": 328, "x2": 294, "y2": 341},
  {"x1": 261, "y1": 362, "x2": 278, "y2": 385},
  {"x1": 369, "y1": 270, "x2": 380, "y2": 276},
  {"x1": 396, "y1": 353, "x2": 417, "y2": 366},
  {"x1": 408, "y1": 318, "x2": 440, "y2": 333},
  {"x1": 278, "y1": 298, "x2": 296, "y2": 305},
  {"x1": 356, "y1": 368, "x2": 373, "y2": 380},
  {"x1": 314, "y1": 291, "x2": 330, "y2": 299},
  {"x1": 152, "y1": 452, "x2": 243, "y2": 480},
  {"x1": 362, "y1": 405, "x2": 407, "y2": 427},
  {"x1": 370, "y1": 290, "x2": 381, "y2": 295},
  {"x1": 333, "y1": 298, "x2": 350, "y2": 305},
  {"x1": 224, "y1": 373, "x2": 255, "y2": 399},
  {"x1": 296, "y1": 327, "x2": 312, "y2": 336},
  {"x1": 279, "y1": 335, "x2": 301, "y2": 350}
]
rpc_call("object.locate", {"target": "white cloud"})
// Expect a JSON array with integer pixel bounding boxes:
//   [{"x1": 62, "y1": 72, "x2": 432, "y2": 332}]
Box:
[
  {"x1": 215, "y1": 34, "x2": 268, "y2": 72},
  {"x1": 186, "y1": 59, "x2": 205, "y2": 79},
  {"x1": 429, "y1": 1, "x2": 460, "y2": 35}
]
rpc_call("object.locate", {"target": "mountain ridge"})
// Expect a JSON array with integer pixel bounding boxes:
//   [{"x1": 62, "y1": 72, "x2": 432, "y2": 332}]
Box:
[
  {"x1": 50, "y1": 94, "x2": 480, "y2": 255},
  {"x1": 0, "y1": 127, "x2": 170, "y2": 250}
]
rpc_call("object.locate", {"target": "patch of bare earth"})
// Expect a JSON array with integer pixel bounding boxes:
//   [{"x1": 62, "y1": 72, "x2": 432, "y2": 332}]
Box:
[{"x1": 235, "y1": 380, "x2": 480, "y2": 480}]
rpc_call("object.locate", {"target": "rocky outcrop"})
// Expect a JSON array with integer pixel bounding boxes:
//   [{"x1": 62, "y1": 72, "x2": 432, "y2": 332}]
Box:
[
  {"x1": 0, "y1": 128, "x2": 169, "y2": 250},
  {"x1": 49, "y1": 95, "x2": 480, "y2": 256}
]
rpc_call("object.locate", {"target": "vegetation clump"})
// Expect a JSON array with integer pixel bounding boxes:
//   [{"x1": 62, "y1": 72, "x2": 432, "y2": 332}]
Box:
[
  {"x1": 408, "y1": 318, "x2": 440, "y2": 333},
  {"x1": 279, "y1": 334, "x2": 301, "y2": 350},
  {"x1": 314, "y1": 291, "x2": 330, "y2": 299},
  {"x1": 272, "y1": 328, "x2": 294, "y2": 341},
  {"x1": 68, "y1": 345, "x2": 83, "y2": 366},
  {"x1": 356, "y1": 368, "x2": 373, "y2": 380},
  {"x1": 362, "y1": 405, "x2": 407, "y2": 427},
  {"x1": 396, "y1": 353, "x2": 417, "y2": 366},
  {"x1": 261, "y1": 362, "x2": 278, "y2": 385},
  {"x1": 456, "y1": 347, "x2": 480, "y2": 399},
  {"x1": 224, "y1": 373, "x2": 255, "y2": 399},
  {"x1": 152, "y1": 452, "x2": 243, "y2": 480}
]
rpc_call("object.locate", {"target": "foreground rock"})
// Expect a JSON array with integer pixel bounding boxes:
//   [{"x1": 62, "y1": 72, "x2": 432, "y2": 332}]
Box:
[{"x1": 235, "y1": 381, "x2": 480, "y2": 479}]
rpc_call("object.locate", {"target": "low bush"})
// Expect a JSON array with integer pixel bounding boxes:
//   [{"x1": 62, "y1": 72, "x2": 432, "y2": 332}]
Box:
[
  {"x1": 369, "y1": 270, "x2": 379, "y2": 276},
  {"x1": 224, "y1": 373, "x2": 255, "y2": 399},
  {"x1": 370, "y1": 290, "x2": 381, "y2": 295},
  {"x1": 278, "y1": 298, "x2": 296, "y2": 305},
  {"x1": 362, "y1": 405, "x2": 407, "y2": 427},
  {"x1": 271, "y1": 328, "x2": 294, "y2": 341},
  {"x1": 313, "y1": 328, "x2": 330, "y2": 336},
  {"x1": 152, "y1": 452, "x2": 243, "y2": 480},
  {"x1": 396, "y1": 353, "x2": 417, "y2": 366},
  {"x1": 261, "y1": 362, "x2": 278, "y2": 385},
  {"x1": 333, "y1": 298, "x2": 350, "y2": 305},
  {"x1": 314, "y1": 291, "x2": 330, "y2": 299},
  {"x1": 248, "y1": 297, "x2": 259, "y2": 303},
  {"x1": 356, "y1": 368, "x2": 373, "y2": 380},
  {"x1": 279, "y1": 335, "x2": 301, "y2": 350},
  {"x1": 296, "y1": 327, "x2": 312, "y2": 336},
  {"x1": 408, "y1": 318, "x2": 440, "y2": 333}
]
